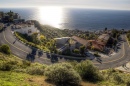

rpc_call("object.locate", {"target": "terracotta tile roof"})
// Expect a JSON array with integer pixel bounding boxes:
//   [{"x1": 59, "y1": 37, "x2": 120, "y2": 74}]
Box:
[
  {"x1": 72, "y1": 36, "x2": 88, "y2": 46},
  {"x1": 87, "y1": 40, "x2": 104, "y2": 51}
]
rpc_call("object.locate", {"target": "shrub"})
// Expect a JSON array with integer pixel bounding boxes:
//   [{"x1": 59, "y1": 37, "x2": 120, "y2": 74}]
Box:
[
  {"x1": 127, "y1": 80, "x2": 130, "y2": 86},
  {"x1": 0, "y1": 62, "x2": 13, "y2": 71},
  {"x1": 13, "y1": 69, "x2": 26, "y2": 73},
  {"x1": 0, "y1": 45, "x2": 11, "y2": 54},
  {"x1": 44, "y1": 63, "x2": 81, "y2": 86},
  {"x1": 79, "y1": 45, "x2": 85, "y2": 54},
  {"x1": 113, "y1": 73, "x2": 124, "y2": 84},
  {"x1": 22, "y1": 60, "x2": 31, "y2": 68},
  {"x1": 27, "y1": 66, "x2": 45, "y2": 75},
  {"x1": 62, "y1": 49, "x2": 71, "y2": 55},
  {"x1": 75, "y1": 60, "x2": 103, "y2": 82},
  {"x1": 74, "y1": 49, "x2": 80, "y2": 54},
  {"x1": 26, "y1": 63, "x2": 46, "y2": 75}
]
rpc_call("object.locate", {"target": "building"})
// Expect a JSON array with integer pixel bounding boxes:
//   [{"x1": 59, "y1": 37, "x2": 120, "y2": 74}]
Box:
[
  {"x1": 55, "y1": 36, "x2": 88, "y2": 52},
  {"x1": 14, "y1": 24, "x2": 39, "y2": 36},
  {"x1": 87, "y1": 34, "x2": 110, "y2": 51},
  {"x1": 96, "y1": 34, "x2": 110, "y2": 46},
  {"x1": 13, "y1": 13, "x2": 20, "y2": 19},
  {"x1": 54, "y1": 37, "x2": 70, "y2": 45},
  {"x1": 71, "y1": 36, "x2": 88, "y2": 48}
]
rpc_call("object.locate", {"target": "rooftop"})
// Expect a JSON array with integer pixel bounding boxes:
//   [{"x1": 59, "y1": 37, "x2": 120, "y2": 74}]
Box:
[
  {"x1": 87, "y1": 40, "x2": 104, "y2": 51},
  {"x1": 98, "y1": 34, "x2": 110, "y2": 41},
  {"x1": 72, "y1": 36, "x2": 88, "y2": 46}
]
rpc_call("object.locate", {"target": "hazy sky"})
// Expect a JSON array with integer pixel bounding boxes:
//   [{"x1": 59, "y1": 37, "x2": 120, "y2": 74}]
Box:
[{"x1": 0, "y1": 0, "x2": 130, "y2": 10}]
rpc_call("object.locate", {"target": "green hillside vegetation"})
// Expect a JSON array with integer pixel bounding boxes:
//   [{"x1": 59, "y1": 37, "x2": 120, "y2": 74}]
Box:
[
  {"x1": 14, "y1": 32, "x2": 56, "y2": 53},
  {"x1": 0, "y1": 45, "x2": 130, "y2": 86},
  {"x1": 34, "y1": 21, "x2": 69, "y2": 39}
]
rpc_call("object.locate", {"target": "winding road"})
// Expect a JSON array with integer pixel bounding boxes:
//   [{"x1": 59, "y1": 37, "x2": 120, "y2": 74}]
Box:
[{"x1": 0, "y1": 25, "x2": 130, "y2": 70}]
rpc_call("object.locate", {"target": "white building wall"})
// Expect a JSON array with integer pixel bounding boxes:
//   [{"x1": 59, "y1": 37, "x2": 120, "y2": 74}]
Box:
[{"x1": 14, "y1": 25, "x2": 39, "y2": 35}]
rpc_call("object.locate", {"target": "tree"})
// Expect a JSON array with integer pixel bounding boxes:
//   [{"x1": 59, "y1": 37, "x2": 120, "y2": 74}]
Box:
[
  {"x1": 80, "y1": 45, "x2": 85, "y2": 55},
  {"x1": 30, "y1": 33, "x2": 40, "y2": 44},
  {"x1": 7, "y1": 10, "x2": 14, "y2": 22},
  {"x1": 44, "y1": 63, "x2": 81, "y2": 86},
  {"x1": 74, "y1": 49, "x2": 80, "y2": 54},
  {"x1": 75, "y1": 60, "x2": 103, "y2": 82},
  {"x1": 39, "y1": 35, "x2": 46, "y2": 41},
  {"x1": 104, "y1": 27, "x2": 107, "y2": 31},
  {"x1": 91, "y1": 45, "x2": 95, "y2": 50},
  {"x1": 0, "y1": 45, "x2": 11, "y2": 54}
]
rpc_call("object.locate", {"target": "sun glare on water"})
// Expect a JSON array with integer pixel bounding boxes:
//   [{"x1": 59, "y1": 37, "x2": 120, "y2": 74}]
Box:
[{"x1": 38, "y1": 6, "x2": 63, "y2": 28}]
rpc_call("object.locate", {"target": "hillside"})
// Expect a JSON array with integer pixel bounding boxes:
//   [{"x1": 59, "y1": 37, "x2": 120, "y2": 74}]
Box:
[
  {"x1": 0, "y1": 52, "x2": 96, "y2": 86},
  {"x1": 0, "y1": 52, "x2": 130, "y2": 86}
]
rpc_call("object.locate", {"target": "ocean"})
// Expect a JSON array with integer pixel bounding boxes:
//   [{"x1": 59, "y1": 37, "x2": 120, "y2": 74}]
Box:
[{"x1": 0, "y1": 7, "x2": 130, "y2": 31}]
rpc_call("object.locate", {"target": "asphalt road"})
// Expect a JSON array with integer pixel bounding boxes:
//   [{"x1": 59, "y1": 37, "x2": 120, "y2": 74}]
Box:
[
  {"x1": 0, "y1": 26, "x2": 130, "y2": 70},
  {"x1": 93, "y1": 35, "x2": 130, "y2": 69},
  {"x1": 0, "y1": 26, "x2": 54, "y2": 64}
]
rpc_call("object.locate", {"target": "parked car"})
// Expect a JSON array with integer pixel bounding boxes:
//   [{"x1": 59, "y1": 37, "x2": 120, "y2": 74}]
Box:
[{"x1": 85, "y1": 52, "x2": 95, "y2": 60}]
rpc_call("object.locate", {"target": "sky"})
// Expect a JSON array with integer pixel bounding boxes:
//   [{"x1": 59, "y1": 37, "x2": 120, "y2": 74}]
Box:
[{"x1": 0, "y1": 0, "x2": 130, "y2": 10}]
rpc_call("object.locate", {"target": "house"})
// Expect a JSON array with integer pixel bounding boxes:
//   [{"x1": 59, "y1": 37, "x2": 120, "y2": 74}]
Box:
[
  {"x1": 96, "y1": 34, "x2": 110, "y2": 46},
  {"x1": 71, "y1": 36, "x2": 88, "y2": 48},
  {"x1": 55, "y1": 36, "x2": 88, "y2": 52},
  {"x1": 87, "y1": 40, "x2": 104, "y2": 51},
  {"x1": 14, "y1": 24, "x2": 39, "y2": 36},
  {"x1": 54, "y1": 37, "x2": 71, "y2": 52},
  {"x1": 13, "y1": 13, "x2": 20, "y2": 19},
  {"x1": 54, "y1": 37, "x2": 70, "y2": 45},
  {"x1": 87, "y1": 34, "x2": 110, "y2": 51}
]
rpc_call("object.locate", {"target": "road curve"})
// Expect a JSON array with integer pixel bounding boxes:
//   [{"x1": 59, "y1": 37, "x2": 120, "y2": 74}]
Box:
[{"x1": 0, "y1": 26, "x2": 130, "y2": 69}]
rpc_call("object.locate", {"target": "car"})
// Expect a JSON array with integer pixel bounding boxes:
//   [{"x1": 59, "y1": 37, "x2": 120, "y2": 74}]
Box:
[{"x1": 85, "y1": 52, "x2": 95, "y2": 60}]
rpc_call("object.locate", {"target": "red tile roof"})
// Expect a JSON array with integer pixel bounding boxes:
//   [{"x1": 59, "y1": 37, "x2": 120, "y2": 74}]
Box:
[{"x1": 87, "y1": 40, "x2": 104, "y2": 51}]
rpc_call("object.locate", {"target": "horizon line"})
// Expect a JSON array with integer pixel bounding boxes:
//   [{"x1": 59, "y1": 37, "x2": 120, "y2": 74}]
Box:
[{"x1": 0, "y1": 6, "x2": 130, "y2": 11}]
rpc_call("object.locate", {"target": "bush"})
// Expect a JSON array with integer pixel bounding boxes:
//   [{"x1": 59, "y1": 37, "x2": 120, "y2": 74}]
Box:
[
  {"x1": 26, "y1": 64, "x2": 46, "y2": 75},
  {"x1": 0, "y1": 45, "x2": 11, "y2": 54},
  {"x1": 13, "y1": 69, "x2": 26, "y2": 73},
  {"x1": 62, "y1": 49, "x2": 71, "y2": 55},
  {"x1": 127, "y1": 80, "x2": 130, "y2": 86},
  {"x1": 0, "y1": 60, "x2": 19, "y2": 71},
  {"x1": 113, "y1": 73, "x2": 124, "y2": 84},
  {"x1": 22, "y1": 60, "x2": 31, "y2": 68},
  {"x1": 75, "y1": 60, "x2": 103, "y2": 82},
  {"x1": 44, "y1": 63, "x2": 81, "y2": 86},
  {"x1": 27, "y1": 66, "x2": 45, "y2": 75},
  {"x1": 74, "y1": 49, "x2": 80, "y2": 54}
]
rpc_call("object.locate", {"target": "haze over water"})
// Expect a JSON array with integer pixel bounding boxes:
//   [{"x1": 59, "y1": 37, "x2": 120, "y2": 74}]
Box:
[{"x1": 0, "y1": 7, "x2": 130, "y2": 30}]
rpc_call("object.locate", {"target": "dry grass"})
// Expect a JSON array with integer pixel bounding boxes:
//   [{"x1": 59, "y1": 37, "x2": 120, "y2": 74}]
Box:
[
  {"x1": 81, "y1": 81, "x2": 97, "y2": 86},
  {"x1": 25, "y1": 76, "x2": 54, "y2": 86}
]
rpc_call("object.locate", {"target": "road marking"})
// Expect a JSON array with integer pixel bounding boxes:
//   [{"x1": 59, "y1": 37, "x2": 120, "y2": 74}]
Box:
[
  {"x1": 94, "y1": 38, "x2": 125, "y2": 64},
  {"x1": 3, "y1": 30, "x2": 127, "y2": 64},
  {"x1": 3, "y1": 30, "x2": 50, "y2": 61},
  {"x1": 3, "y1": 31, "x2": 29, "y2": 54}
]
